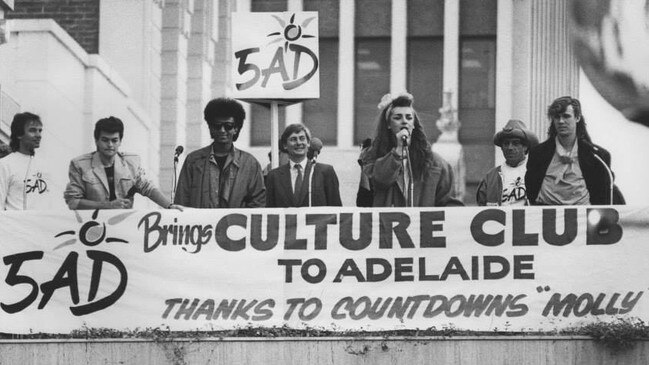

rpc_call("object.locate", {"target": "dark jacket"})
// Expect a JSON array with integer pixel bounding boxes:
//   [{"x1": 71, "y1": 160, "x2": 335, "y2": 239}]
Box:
[
  {"x1": 265, "y1": 161, "x2": 342, "y2": 207},
  {"x1": 174, "y1": 145, "x2": 266, "y2": 208},
  {"x1": 525, "y1": 138, "x2": 624, "y2": 205}
]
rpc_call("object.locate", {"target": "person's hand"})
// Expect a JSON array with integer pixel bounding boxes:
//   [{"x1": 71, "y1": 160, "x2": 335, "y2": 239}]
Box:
[
  {"x1": 107, "y1": 198, "x2": 133, "y2": 209},
  {"x1": 168, "y1": 204, "x2": 185, "y2": 211},
  {"x1": 395, "y1": 128, "x2": 410, "y2": 149}
]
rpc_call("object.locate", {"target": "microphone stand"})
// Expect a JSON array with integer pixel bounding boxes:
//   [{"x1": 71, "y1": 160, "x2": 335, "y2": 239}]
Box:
[
  {"x1": 307, "y1": 154, "x2": 317, "y2": 207},
  {"x1": 401, "y1": 143, "x2": 414, "y2": 207},
  {"x1": 172, "y1": 153, "x2": 179, "y2": 203},
  {"x1": 587, "y1": 141, "x2": 614, "y2": 204},
  {"x1": 592, "y1": 152, "x2": 614, "y2": 204}
]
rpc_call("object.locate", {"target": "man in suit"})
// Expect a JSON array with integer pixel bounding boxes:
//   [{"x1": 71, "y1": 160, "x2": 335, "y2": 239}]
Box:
[{"x1": 266, "y1": 124, "x2": 342, "y2": 207}]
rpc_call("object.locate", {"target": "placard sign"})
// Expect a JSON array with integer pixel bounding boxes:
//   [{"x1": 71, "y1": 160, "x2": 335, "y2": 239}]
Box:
[
  {"x1": 231, "y1": 12, "x2": 320, "y2": 100},
  {"x1": 1, "y1": 206, "x2": 648, "y2": 334}
]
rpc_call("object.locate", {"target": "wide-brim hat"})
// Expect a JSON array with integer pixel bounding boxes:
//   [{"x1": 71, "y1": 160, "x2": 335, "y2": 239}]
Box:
[{"x1": 493, "y1": 119, "x2": 539, "y2": 148}]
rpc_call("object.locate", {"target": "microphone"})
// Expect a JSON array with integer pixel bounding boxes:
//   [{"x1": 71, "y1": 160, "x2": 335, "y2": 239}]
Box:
[
  {"x1": 125, "y1": 185, "x2": 138, "y2": 199},
  {"x1": 308, "y1": 138, "x2": 323, "y2": 160},
  {"x1": 400, "y1": 127, "x2": 410, "y2": 146},
  {"x1": 174, "y1": 145, "x2": 184, "y2": 162}
]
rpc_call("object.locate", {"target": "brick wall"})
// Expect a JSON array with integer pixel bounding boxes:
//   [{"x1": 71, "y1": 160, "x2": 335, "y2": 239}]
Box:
[{"x1": 6, "y1": 0, "x2": 99, "y2": 53}]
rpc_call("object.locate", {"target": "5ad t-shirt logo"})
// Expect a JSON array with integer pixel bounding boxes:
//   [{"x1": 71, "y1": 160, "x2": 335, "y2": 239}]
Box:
[{"x1": 24, "y1": 172, "x2": 48, "y2": 194}]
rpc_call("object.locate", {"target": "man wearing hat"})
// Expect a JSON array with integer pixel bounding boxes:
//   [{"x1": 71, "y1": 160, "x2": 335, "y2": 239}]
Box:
[{"x1": 476, "y1": 119, "x2": 539, "y2": 206}]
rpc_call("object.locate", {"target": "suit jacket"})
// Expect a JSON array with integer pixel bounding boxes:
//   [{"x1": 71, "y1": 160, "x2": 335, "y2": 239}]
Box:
[
  {"x1": 266, "y1": 161, "x2": 342, "y2": 207},
  {"x1": 64, "y1": 151, "x2": 161, "y2": 209}
]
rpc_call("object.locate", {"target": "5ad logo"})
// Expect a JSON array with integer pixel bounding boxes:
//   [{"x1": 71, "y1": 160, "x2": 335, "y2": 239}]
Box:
[
  {"x1": 1, "y1": 210, "x2": 132, "y2": 316},
  {"x1": 233, "y1": 12, "x2": 319, "y2": 94}
]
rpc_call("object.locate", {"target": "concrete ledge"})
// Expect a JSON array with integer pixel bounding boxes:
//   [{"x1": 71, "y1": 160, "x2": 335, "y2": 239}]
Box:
[{"x1": 1, "y1": 336, "x2": 647, "y2": 364}]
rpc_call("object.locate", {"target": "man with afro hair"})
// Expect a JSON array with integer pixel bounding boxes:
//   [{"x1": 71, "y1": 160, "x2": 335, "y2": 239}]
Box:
[{"x1": 174, "y1": 98, "x2": 265, "y2": 208}]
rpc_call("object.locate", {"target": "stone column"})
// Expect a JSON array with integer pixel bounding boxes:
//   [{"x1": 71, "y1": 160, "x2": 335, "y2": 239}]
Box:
[
  {"x1": 99, "y1": 0, "x2": 163, "y2": 184},
  {"x1": 212, "y1": 0, "x2": 246, "y2": 145},
  {"x1": 528, "y1": 0, "x2": 579, "y2": 137},
  {"x1": 160, "y1": 0, "x2": 191, "y2": 197},
  {"x1": 495, "y1": 0, "x2": 514, "y2": 134},
  {"x1": 443, "y1": 0, "x2": 459, "y2": 111},
  {"x1": 390, "y1": 0, "x2": 406, "y2": 93},
  {"x1": 186, "y1": 0, "x2": 216, "y2": 151},
  {"x1": 337, "y1": 0, "x2": 354, "y2": 148},
  {"x1": 434, "y1": 0, "x2": 465, "y2": 201},
  {"x1": 508, "y1": 0, "x2": 579, "y2": 140},
  {"x1": 435, "y1": 91, "x2": 466, "y2": 201}
]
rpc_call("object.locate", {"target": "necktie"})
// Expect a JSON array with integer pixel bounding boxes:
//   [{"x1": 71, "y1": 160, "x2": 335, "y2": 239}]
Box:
[{"x1": 294, "y1": 164, "x2": 304, "y2": 198}]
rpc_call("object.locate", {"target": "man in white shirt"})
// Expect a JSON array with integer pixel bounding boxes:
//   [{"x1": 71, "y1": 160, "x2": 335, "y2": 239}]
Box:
[
  {"x1": 0, "y1": 112, "x2": 56, "y2": 210},
  {"x1": 476, "y1": 119, "x2": 539, "y2": 206}
]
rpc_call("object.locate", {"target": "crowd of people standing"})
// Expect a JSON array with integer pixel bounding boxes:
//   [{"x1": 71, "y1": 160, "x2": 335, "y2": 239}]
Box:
[{"x1": 0, "y1": 93, "x2": 624, "y2": 211}]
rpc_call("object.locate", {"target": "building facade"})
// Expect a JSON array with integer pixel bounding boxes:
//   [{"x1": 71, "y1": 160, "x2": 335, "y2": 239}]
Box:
[
  {"x1": 230, "y1": 0, "x2": 579, "y2": 204},
  {"x1": 0, "y1": 0, "x2": 580, "y2": 206}
]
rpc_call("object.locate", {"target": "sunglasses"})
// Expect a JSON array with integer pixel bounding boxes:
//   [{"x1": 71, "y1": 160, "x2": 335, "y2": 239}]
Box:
[{"x1": 211, "y1": 122, "x2": 235, "y2": 131}]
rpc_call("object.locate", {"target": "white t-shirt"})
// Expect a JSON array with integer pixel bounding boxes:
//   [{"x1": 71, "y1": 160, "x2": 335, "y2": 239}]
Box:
[
  {"x1": 0, "y1": 152, "x2": 59, "y2": 210},
  {"x1": 500, "y1": 158, "x2": 528, "y2": 206}
]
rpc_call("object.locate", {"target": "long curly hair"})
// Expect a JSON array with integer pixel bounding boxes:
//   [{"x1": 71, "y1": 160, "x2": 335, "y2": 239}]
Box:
[
  {"x1": 547, "y1": 96, "x2": 592, "y2": 143},
  {"x1": 367, "y1": 94, "x2": 432, "y2": 179}
]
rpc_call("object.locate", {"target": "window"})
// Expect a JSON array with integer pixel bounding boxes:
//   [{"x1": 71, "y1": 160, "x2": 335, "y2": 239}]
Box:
[
  {"x1": 250, "y1": 0, "x2": 287, "y2": 12},
  {"x1": 354, "y1": 38, "x2": 390, "y2": 144},
  {"x1": 407, "y1": 39, "x2": 444, "y2": 142},
  {"x1": 303, "y1": 0, "x2": 339, "y2": 144},
  {"x1": 303, "y1": 38, "x2": 338, "y2": 144},
  {"x1": 459, "y1": 0, "x2": 497, "y2": 203},
  {"x1": 354, "y1": 0, "x2": 391, "y2": 145},
  {"x1": 407, "y1": 0, "x2": 444, "y2": 142}
]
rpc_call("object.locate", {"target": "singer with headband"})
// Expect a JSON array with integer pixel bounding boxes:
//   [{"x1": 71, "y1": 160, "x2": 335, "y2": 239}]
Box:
[
  {"x1": 361, "y1": 93, "x2": 463, "y2": 207},
  {"x1": 265, "y1": 123, "x2": 342, "y2": 207},
  {"x1": 64, "y1": 116, "x2": 182, "y2": 210},
  {"x1": 174, "y1": 97, "x2": 265, "y2": 208}
]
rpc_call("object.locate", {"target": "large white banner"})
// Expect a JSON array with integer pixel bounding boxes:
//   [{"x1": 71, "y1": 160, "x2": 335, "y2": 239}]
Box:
[
  {"x1": 231, "y1": 12, "x2": 319, "y2": 100},
  {"x1": 0, "y1": 206, "x2": 647, "y2": 334}
]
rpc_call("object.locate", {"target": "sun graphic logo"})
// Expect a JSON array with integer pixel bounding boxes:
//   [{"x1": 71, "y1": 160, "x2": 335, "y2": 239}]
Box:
[
  {"x1": 266, "y1": 13, "x2": 316, "y2": 51},
  {"x1": 0, "y1": 210, "x2": 134, "y2": 316},
  {"x1": 54, "y1": 209, "x2": 134, "y2": 250},
  {"x1": 233, "y1": 11, "x2": 320, "y2": 94}
]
